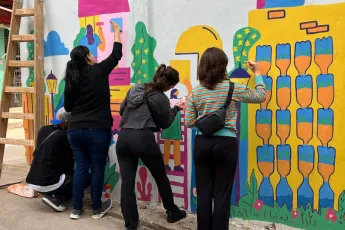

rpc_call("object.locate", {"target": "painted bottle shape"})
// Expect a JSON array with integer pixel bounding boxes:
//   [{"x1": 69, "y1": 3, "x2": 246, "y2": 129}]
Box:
[
  {"x1": 276, "y1": 144, "x2": 292, "y2": 210},
  {"x1": 297, "y1": 108, "x2": 313, "y2": 145},
  {"x1": 296, "y1": 75, "x2": 312, "y2": 108},
  {"x1": 294, "y1": 41, "x2": 312, "y2": 75},
  {"x1": 317, "y1": 109, "x2": 333, "y2": 146},
  {"x1": 276, "y1": 110, "x2": 290, "y2": 144},
  {"x1": 297, "y1": 145, "x2": 314, "y2": 209},
  {"x1": 276, "y1": 44, "x2": 291, "y2": 111},
  {"x1": 318, "y1": 146, "x2": 335, "y2": 210},
  {"x1": 256, "y1": 45, "x2": 272, "y2": 109},
  {"x1": 256, "y1": 109, "x2": 272, "y2": 145},
  {"x1": 257, "y1": 144, "x2": 274, "y2": 207}
]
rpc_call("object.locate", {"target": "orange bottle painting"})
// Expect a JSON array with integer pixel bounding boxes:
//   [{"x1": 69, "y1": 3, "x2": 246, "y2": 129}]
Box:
[{"x1": 294, "y1": 41, "x2": 312, "y2": 75}]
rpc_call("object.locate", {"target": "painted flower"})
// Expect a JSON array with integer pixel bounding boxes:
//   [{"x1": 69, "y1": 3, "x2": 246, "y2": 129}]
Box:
[
  {"x1": 325, "y1": 208, "x2": 337, "y2": 222},
  {"x1": 253, "y1": 199, "x2": 264, "y2": 211},
  {"x1": 292, "y1": 210, "x2": 298, "y2": 219}
]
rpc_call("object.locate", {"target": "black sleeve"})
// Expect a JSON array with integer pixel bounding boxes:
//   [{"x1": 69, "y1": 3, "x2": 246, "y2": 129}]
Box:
[
  {"x1": 97, "y1": 42, "x2": 123, "y2": 75},
  {"x1": 64, "y1": 90, "x2": 76, "y2": 112},
  {"x1": 150, "y1": 95, "x2": 181, "y2": 129}
]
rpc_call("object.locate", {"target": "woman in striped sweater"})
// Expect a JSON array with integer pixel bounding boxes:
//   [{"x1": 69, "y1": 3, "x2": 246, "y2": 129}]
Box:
[{"x1": 185, "y1": 47, "x2": 266, "y2": 230}]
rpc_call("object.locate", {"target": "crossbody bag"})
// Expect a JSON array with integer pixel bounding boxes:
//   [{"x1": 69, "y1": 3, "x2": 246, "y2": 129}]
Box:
[{"x1": 195, "y1": 81, "x2": 234, "y2": 137}]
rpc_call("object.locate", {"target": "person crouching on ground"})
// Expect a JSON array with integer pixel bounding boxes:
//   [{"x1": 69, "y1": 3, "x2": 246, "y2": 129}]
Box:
[
  {"x1": 26, "y1": 107, "x2": 75, "y2": 212},
  {"x1": 116, "y1": 64, "x2": 187, "y2": 230}
]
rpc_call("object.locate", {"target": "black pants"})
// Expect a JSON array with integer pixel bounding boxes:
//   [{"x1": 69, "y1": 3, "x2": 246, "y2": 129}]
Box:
[
  {"x1": 43, "y1": 175, "x2": 73, "y2": 202},
  {"x1": 116, "y1": 128, "x2": 179, "y2": 229},
  {"x1": 194, "y1": 135, "x2": 238, "y2": 230}
]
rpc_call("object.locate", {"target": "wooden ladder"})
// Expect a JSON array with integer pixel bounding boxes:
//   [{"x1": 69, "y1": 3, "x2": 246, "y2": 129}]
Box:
[{"x1": 0, "y1": 0, "x2": 44, "y2": 177}]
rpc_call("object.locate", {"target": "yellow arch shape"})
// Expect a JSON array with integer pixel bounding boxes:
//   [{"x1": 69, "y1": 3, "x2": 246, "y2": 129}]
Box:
[{"x1": 175, "y1": 25, "x2": 223, "y2": 59}]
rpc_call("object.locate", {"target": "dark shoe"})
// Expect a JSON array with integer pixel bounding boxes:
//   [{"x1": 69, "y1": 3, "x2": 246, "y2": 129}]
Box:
[
  {"x1": 92, "y1": 199, "x2": 112, "y2": 219},
  {"x1": 165, "y1": 164, "x2": 171, "y2": 171},
  {"x1": 174, "y1": 165, "x2": 184, "y2": 172},
  {"x1": 70, "y1": 209, "x2": 83, "y2": 220},
  {"x1": 167, "y1": 209, "x2": 187, "y2": 223},
  {"x1": 42, "y1": 194, "x2": 66, "y2": 212}
]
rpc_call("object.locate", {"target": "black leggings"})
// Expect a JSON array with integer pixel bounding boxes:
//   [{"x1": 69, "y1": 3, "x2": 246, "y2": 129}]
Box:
[
  {"x1": 116, "y1": 128, "x2": 178, "y2": 229},
  {"x1": 194, "y1": 135, "x2": 239, "y2": 230}
]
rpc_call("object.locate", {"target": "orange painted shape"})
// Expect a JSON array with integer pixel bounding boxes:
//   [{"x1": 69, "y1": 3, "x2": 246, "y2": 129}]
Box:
[
  {"x1": 278, "y1": 160, "x2": 290, "y2": 177},
  {"x1": 276, "y1": 59, "x2": 290, "y2": 76},
  {"x1": 315, "y1": 54, "x2": 333, "y2": 74},
  {"x1": 257, "y1": 61, "x2": 271, "y2": 76},
  {"x1": 300, "y1": 21, "x2": 318, "y2": 29},
  {"x1": 317, "y1": 124, "x2": 333, "y2": 146},
  {"x1": 258, "y1": 162, "x2": 274, "y2": 177},
  {"x1": 299, "y1": 161, "x2": 314, "y2": 178},
  {"x1": 307, "y1": 25, "x2": 330, "y2": 34},
  {"x1": 261, "y1": 90, "x2": 271, "y2": 109},
  {"x1": 319, "y1": 163, "x2": 334, "y2": 182},
  {"x1": 297, "y1": 88, "x2": 312, "y2": 108},
  {"x1": 277, "y1": 88, "x2": 291, "y2": 110},
  {"x1": 317, "y1": 86, "x2": 334, "y2": 109},
  {"x1": 277, "y1": 124, "x2": 290, "y2": 144},
  {"x1": 297, "y1": 122, "x2": 313, "y2": 145},
  {"x1": 295, "y1": 56, "x2": 311, "y2": 75},
  {"x1": 256, "y1": 124, "x2": 272, "y2": 144},
  {"x1": 268, "y1": 10, "x2": 285, "y2": 19}
]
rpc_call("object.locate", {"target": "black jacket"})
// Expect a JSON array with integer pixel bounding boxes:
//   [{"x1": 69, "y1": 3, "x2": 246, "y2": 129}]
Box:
[
  {"x1": 26, "y1": 125, "x2": 73, "y2": 186},
  {"x1": 119, "y1": 84, "x2": 180, "y2": 130},
  {"x1": 64, "y1": 42, "x2": 123, "y2": 131}
]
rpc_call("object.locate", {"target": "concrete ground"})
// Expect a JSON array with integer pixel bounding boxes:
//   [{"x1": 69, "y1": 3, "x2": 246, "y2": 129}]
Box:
[{"x1": 0, "y1": 189, "x2": 133, "y2": 230}]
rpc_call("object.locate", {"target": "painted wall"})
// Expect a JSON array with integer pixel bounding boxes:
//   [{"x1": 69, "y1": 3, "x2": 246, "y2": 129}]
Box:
[{"x1": 19, "y1": 0, "x2": 345, "y2": 229}]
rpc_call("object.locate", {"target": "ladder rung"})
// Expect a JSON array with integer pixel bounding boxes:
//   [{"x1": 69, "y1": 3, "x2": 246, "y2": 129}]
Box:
[
  {"x1": 0, "y1": 138, "x2": 34, "y2": 146},
  {"x1": 5, "y1": 87, "x2": 35, "y2": 93},
  {"x1": 2, "y1": 112, "x2": 34, "y2": 120},
  {"x1": 9, "y1": 60, "x2": 35, "y2": 68},
  {"x1": 15, "y1": 9, "x2": 35, "y2": 17},
  {"x1": 12, "y1": 34, "x2": 35, "y2": 42}
]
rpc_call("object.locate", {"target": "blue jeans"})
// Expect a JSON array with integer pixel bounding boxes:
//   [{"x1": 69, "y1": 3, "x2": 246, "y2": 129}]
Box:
[{"x1": 67, "y1": 129, "x2": 111, "y2": 211}]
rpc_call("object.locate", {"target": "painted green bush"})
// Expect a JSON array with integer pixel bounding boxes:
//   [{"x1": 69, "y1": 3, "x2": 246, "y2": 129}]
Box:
[{"x1": 231, "y1": 171, "x2": 345, "y2": 230}]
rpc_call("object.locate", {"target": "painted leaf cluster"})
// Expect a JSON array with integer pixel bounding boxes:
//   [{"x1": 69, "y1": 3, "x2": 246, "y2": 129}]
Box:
[
  {"x1": 131, "y1": 21, "x2": 159, "y2": 84},
  {"x1": 73, "y1": 27, "x2": 86, "y2": 48},
  {"x1": 103, "y1": 161, "x2": 120, "y2": 193},
  {"x1": 231, "y1": 27, "x2": 261, "y2": 72}
]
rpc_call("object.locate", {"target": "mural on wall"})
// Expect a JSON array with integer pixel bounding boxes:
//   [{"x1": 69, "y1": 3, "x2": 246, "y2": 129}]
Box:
[
  {"x1": 230, "y1": 2, "x2": 345, "y2": 229},
  {"x1": 19, "y1": 1, "x2": 345, "y2": 229}
]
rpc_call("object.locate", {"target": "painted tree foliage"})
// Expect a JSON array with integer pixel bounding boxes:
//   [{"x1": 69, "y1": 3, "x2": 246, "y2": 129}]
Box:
[
  {"x1": 73, "y1": 27, "x2": 86, "y2": 48},
  {"x1": 131, "y1": 21, "x2": 159, "y2": 84},
  {"x1": 229, "y1": 27, "x2": 261, "y2": 76}
]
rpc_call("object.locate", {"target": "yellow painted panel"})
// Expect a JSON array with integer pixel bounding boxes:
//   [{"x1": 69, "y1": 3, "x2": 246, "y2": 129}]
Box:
[
  {"x1": 110, "y1": 85, "x2": 133, "y2": 100},
  {"x1": 248, "y1": 3, "x2": 345, "y2": 210}
]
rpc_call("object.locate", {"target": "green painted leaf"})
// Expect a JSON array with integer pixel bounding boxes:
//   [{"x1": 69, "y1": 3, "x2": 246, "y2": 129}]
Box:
[{"x1": 104, "y1": 161, "x2": 120, "y2": 193}]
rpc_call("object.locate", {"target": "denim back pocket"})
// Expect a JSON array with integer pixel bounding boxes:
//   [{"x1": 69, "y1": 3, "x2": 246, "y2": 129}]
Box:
[{"x1": 90, "y1": 129, "x2": 112, "y2": 146}]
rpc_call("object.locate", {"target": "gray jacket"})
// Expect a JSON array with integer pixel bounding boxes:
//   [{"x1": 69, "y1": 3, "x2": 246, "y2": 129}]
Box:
[{"x1": 119, "y1": 84, "x2": 180, "y2": 130}]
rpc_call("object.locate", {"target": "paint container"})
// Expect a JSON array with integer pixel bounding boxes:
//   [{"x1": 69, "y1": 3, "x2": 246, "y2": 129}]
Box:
[{"x1": 105, "y1": 184, "x2": 111, "y2": 199}]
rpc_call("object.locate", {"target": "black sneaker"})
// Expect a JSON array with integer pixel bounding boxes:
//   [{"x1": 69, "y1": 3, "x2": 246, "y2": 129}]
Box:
[
  {"x1": 92, "y1": 199, "x2": 112, "y2": 219},
  {"x1": 70, "y1": 209, "x2": 84, "y2": 220},
  {"x1": 42, "y1": 194, "x2": 66, "y2": 212},
  {"x1": 167, "y1": 209, "x2": 187, "y2": 223}
]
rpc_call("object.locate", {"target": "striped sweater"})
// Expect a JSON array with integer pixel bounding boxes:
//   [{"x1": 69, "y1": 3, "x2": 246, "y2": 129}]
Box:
[{"x1": 185, "y1": 76, "x2": 266, "y2": 137}]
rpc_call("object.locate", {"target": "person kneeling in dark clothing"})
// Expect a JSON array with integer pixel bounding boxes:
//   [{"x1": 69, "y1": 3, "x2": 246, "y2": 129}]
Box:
[{"x1": 26, "y1": 107, "x2": 82, "y2": 212}]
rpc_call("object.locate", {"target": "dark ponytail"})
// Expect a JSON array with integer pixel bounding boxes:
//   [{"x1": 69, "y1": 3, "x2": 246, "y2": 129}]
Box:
[
  {"x1": 145, "y1": 64, "x2": 179, "y2": 92},
  {"x1": 64, "y1": 46, "x2": 90, "y2": 92}
]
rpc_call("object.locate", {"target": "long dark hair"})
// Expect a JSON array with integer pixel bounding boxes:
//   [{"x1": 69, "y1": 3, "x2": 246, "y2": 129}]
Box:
[
  {"x1": 145, "y1": 64, "x2": 179, "y2": 92},
  {"x1": 64, "y1": 46, "x2": 90, "y2": 92},
  {"x1": 198, "y1": 47, "x2": 228, "y2": 90}
]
